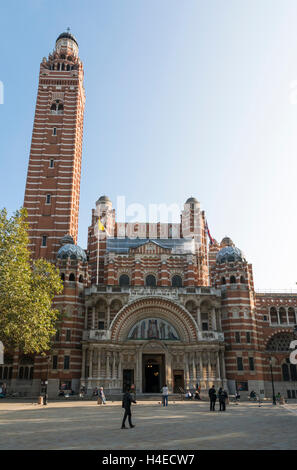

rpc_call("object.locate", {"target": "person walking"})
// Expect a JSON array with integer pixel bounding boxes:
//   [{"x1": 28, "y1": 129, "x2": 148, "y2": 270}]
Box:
[
  {"x1": 121, "y1": 386, "x2": 136, "y2": 429},
  {"x1": 98, "y1": 386, "x2": 106, "y2": 405},
  {"x1": 161, "y1": 384, "x2": 169, "y2": 406},
  {"x1": 208, "y1": 385, "x2": 217, "y2": 411}
]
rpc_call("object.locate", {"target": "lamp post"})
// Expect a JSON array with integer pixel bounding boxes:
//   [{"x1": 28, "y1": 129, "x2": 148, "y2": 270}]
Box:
[
  {"x1": 269, "y1": 357, "x2": 276, "y2": 405},
  {"x1": 43, "y1": 355, "x2": 51, "y2": 405}
]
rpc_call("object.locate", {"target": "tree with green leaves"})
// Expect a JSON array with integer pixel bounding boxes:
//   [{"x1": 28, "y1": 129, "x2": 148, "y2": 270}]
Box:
[{"x1": 0, "y1": 208, "x2": 63, "y2": 354}]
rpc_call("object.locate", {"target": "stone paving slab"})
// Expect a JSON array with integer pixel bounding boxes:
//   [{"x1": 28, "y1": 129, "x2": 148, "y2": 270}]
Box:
[{"x1": 0, "y1": 400, "x2": 296, "y2": 450}]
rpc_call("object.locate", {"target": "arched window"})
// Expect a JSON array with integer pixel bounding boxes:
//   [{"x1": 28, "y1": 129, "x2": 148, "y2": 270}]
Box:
[
  {"x1": 270, "y1": 307, "x2": 278, "y2": 324},
  {"x1": 67, "y1": 56, "x2": 73, "y2": 61},
  {"x1": 146, "y1": 274, "x2": 156, "y2": 287},
  {"x1": 240, "y1": 276, "x2": 245, "y2": 283},
  {"x1": 67, "y1": 64, "x2": 71, "y2": 71},
  {"x1": 78, "y1": 275, "x2": 84, "y2": 283},
  {"x1": 279, "y1": 307, "x2": 287, "y2": 324},
  {"x1": 230, "y1": 276, "x2": 236, "y2": 284},
  {"x1": 288, "y1": 307, "x2": 296, "y2": 324},
  {"x1": 172, "y1": 275, "x2": 182, "y2": 288},
  {"x1": 60, "y1": 54, "x2": 66, "y2": 59},
  {"x1": 57, "y1": 103, "x2": 64, "y2": 114},
  {"x1": 69, "y1": 273, "x2": 75, "y2": 282},
  {"x1": 61, "y1": 63, "x2": 65, "y2": 71},
  {"x1": 221, "y1": 277, "x2": 226, "y2": 285},
  {"x1": 266, "y1": 333, "x2": 293, "y2": 352},
  {"x1": 24, "y1": 367, "x2": 29, "y2": 380},
  {"x1": 61, "y1": 273, "x2": 65, "y2": 282},
  {"x1": 290, "y1": 363, "x2": 297, "y2": 381},
  {"x1": 119, "y1": 274, "x2": 130, "y2": 287},
  {"x1": 282, "y1": 363, "x2": 290, "y2": 381},
  {"x1": 18, "y1": 367, "x2": 24, "y2": 379}
]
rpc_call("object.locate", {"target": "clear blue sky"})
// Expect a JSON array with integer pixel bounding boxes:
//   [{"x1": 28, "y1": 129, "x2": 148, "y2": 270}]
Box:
[{"x1": 0, "y1": 0, "x2": 297, "y2": 290}]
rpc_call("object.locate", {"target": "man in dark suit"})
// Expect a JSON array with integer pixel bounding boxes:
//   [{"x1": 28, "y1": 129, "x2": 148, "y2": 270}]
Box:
[
  {"x1": 121, "y1": 386, "x2": 137, "y2": 429},
  {"x1": 208, "y1": 385, "x2": 217, "y2": 411}
]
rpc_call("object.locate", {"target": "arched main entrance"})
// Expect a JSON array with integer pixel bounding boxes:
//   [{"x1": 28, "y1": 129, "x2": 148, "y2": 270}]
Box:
[{"x1": 109, "y1": 296, "x2": 199, "y2": 393}]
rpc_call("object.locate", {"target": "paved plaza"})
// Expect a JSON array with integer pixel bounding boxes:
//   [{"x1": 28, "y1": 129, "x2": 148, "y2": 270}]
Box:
[{"x1": 0, "y1": 399, "x2": 296, "y2": 450}]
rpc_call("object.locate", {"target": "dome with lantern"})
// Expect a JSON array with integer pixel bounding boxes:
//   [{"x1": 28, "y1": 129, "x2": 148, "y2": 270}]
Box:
[
  {"x1": 216, "y1": 237, "x2": 245, "y2": 264},
  {"x1": 57, "y1": 234, "x2": 87, "y2": 261}
]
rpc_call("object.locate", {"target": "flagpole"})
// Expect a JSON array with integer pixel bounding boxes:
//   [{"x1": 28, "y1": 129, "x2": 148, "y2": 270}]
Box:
[{"x1": 96, "y1": 228, "x2": 99, "y2": 285}]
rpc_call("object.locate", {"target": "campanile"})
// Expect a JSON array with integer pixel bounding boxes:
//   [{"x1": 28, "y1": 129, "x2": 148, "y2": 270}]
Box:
[{"x1": 24, "y1": 31, "x2": 85, "y2": 260}]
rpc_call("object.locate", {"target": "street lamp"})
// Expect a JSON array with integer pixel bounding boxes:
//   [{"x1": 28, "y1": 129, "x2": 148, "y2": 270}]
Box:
[
  {"x1": 269, "y1": 357, "x2": 276, "y2": 405},
  {"x1": 43, "y1": 355, "x2": 51, "y2": 406}
]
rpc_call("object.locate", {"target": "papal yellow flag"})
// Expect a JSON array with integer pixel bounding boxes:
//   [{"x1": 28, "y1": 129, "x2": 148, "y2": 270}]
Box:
[{"x1": 98, "y1": 218, "x2": 105, "y2": 231}]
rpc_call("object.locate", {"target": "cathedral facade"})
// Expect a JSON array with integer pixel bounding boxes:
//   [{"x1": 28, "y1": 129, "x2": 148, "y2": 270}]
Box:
[{"x1": 1, "y1": 33, "x2": 297, "y2": 399}]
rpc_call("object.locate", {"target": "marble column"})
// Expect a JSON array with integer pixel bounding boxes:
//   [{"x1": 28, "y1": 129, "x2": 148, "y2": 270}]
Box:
[
  {"x1": 211, "y1": 307, "x2": 216, "y2": 331},
  {"x1": 207, "y1": 352, "x2": 211, "y2": 385},
  {"x1": 84, "y1": 308, "x2": 88, "y2": 329},
  {"x1": 88, "y1": 349, "x2": 93, "y2": 379},
  {"x1": 106, "y1": 352, "x2": 110, "y2": 378},
  {"x1": 92, "y1": 307, "x2": 96, "y2": 329},
  {"x1": 199, "y1": 353, "x2": 203, "y2": 385},
  {"x1": 107, "y1": 304, "x2": 111, "y2": 329},
  {"x1": 118, "y1": 352, "x2": 122, "y2": 388},
  {"x1": 221, "y1": 351, "x2": 226, "y2": 380},
  {"x1": 81, "y1": 348, "x2": 86, "y2": 382},
  {"x1": 197, "y1": 306, "x2": 201, "y2": 330},
  {"x1": 138, "y1": 349, "x2": 142, "y2": 393},
  {"x1": 216, "y1": 352, "x2": 221, "y2": 380},
  {"x1": 192, "y1": 353, "x2": 197, "y2": 386},
  {"x1": 97, "y1": 349, "x2": 101, "y2": 379},
  {"x1": 184, "y1": 353, "x2": 190, "y2": 388},
  {"x1": 112, "y1": 351, "x2": 116, "y2": 379}
]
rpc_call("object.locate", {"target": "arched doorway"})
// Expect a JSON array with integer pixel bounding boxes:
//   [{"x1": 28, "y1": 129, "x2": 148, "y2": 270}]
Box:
[{"x1": 143, "y1": 354, "x2": 165, "y2": 393}]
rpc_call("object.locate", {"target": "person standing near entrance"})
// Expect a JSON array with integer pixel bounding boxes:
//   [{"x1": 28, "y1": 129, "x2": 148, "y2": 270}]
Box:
[
  {"x1": 161, "y1": 384, "x2": 169, "y2": 406},
  {"x1": 121, "y1": 386, "x2": 136, "y2": 429},
  {"x1": 208, "y1": 385, "x2": 217, "y2": 411},
  {"x1": 218, "y1": 387, "x2": 228, "y2": 411}
]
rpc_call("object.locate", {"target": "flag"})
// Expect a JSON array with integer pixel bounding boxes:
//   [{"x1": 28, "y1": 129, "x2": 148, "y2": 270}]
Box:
[
  {"x1": 98, "y1": 218, "x2": 105, "y2": 231},
  {"x1": 205, "y1": 220, "x2": 214, "y2": 245}
]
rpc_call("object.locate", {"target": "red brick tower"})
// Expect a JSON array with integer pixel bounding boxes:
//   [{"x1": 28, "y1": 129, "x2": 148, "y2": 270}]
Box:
[{"x1": 23, "y1": 31, "x2": 85, "y2": 260}]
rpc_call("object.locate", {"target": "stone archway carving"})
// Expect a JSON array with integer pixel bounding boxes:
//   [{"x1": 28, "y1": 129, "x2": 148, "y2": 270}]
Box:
[{"x1": 110, "y1": 297, "x2": 198, "y2": 343}]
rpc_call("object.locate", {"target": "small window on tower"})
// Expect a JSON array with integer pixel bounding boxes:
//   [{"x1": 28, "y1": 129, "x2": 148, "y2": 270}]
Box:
[
  {"x1": 46, "y1": 194, "x2": 51, "y2": 204},
  {"x1": 42, "y1": 236, "x2": 47, "y2": 247},
  {"x1": 49, "y1": 159, "x2": 54, "y2": 168},
  {"x1": 53, "y1": 127, "x2": 57, "y2": 136},
  {"x1": 52, "y1": 356, "x2": 58, "y2": 370}
]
